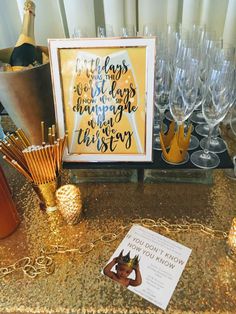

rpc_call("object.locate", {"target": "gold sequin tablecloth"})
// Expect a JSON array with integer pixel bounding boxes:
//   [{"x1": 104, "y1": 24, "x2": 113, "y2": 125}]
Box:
[{"x1": 0, "y1": 162, "x2": 236, "y2": 314}]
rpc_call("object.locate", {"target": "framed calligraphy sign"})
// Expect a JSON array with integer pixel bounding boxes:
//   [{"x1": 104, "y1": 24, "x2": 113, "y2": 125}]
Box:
[{"x1": 49, "y1": 37, "x2": 155, "y2": 162}]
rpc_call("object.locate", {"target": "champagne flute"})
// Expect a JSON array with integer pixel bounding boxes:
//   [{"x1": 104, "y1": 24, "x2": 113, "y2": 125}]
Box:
[
  {"x1": 191, "y1": 62, "x2": 233, "y2": 168},
  {"x1": 120, "y1": 25, "x2": 136, "y2": 37},
  {"x1": 172, "y1": 45, "x2": 200, "y2": 150},
  {"x1": 97, "y1": 25, "x2": 114, "y2": 37},
  {"x1": 195, "y1": 51, "x2": 223, "y2": 138},
  {"x1": 153, "y1": 56, "x2": 170, "y2": 150},
  {"x1": 198, "y1": 49, "x2": 236, "y2": 152},
  {"x1": 105, "y1": 24, "x2": 114, "y2": 37},
  {"x1": 225, "y1": 103, "x2": 236, "y2": 179},
  {"x1": 143, "y1": 23, "x2": 157, "y2": 37},
  {"x1": 192, "y1": 33, "x2": 222, "y2": 125},
  {"x1": 166, "y1": 57, "x2": 199, "y2": 164},
  {"x1": 200, "y1": 82, "x2": 236, "y2": 153},
  {"x1": 72, "y1": 27, "x2": 87, "y2": 38},
  {"x1": 97, "y1": 26, "x2": 106, "y2": 38}
]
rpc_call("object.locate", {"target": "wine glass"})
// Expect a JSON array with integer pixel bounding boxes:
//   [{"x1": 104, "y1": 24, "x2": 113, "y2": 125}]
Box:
[
  {"x1": 191, "y1": 62, "x2": 233, "y2": 169},
  {"x1": 195, "y1": 45, "x2": 235, "y2": 136},
  {"x1": 199, "y1": 63, "x2": 235, "y2": 153},
  {"x1": 153, "y1": 56, "x2": 170, "y2": 150},
  {"x1": 166, "y1": 56, "x2": 199, "y2": 163},
  {"x1": 200, "y1": 81, "x2": 236, "y2": 153},
  {"x1": 225, "y1": 103, "x2": 236, "y2": 179},
  {"x1": 97, "y1": 25, "x2": 114, "y2": 37},
  {"x1": 105, "y1": 24, "x2": 114, "y2": 37},
  {"x1": 72, "y1": 27, "x2": 87, "y2": 38},
  {"x1": 97, "y1": 26, "x2": 106, "y2": 38},
  {"x1": 190, "y1": 45, "x2": 210, "y2": 125},
  {"x1": 143, "y1": 23, "x2": 157, "y2": 37},
  {"x1": 168, "y1": 40, "x2": 203, "y2": 143},
  {"x1": 120, "y1": 25, "x2": 136, "y2": 37},
  {"x1": 166, "y1": 24, "x2": 180, "y2": 71}
]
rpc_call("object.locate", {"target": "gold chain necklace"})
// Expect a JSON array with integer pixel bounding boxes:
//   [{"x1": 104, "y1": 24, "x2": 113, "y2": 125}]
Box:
[{"x1": 0, "y1": 218, "x2": 228, "y2": 280}]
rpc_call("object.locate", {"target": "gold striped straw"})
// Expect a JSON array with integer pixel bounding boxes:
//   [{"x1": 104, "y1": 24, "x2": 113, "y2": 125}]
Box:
[
  {"x1": 6, "y1": 143, "x2": 26, "y2": 170},
  {"x1": 48, "y1": 127, "x2": 52, "y2": 145},
  {"x1": 12, "y1": 160, "x2": 33, "y2": 182},
  {"x1": 2, "y1": 156, "x2": 33, "y2": 182},
  {"x1": 52, "y1": 125, "x2": 56, "y2": 143},
  {"x1": 41, "y1": 121, "x2": 46, "y2": 146},
  {"x1": 55, "y1": 141, "x2": 60, "y2": 171},
  {"x1": 17, "y1": 129, "x2": 31, "y2": 147},
  {"x1": 40, "y1": 147, "x2": 53, "y2": 180},
  {"x1": 39, "y1": 147, "x2": 53, "y2": 182},
  {"x1": 0, "y1": 144, "x2": 15, "y2": 161},
  {"x1": 11, "y1": 135, "x2": 25, "y2": 151},
  {"x1": 44, "y1": 145, "x2": 55, "y2": 180},
  {"x1": 15, "y1": 130, "x2": 28, "y2": 149},
  {"x1": 15, "y1": 137, "x2": 26, "y2": 151},
  {"x1": 23, "y1": 149, "x2": 40, "y2": 184},
  {"x1": 37, "y1": 147, "x2": 52, "y2": 183},
  {"x1": 0, "y1": 124, "x2": 67, "y2": 185},
  {"x1": 31, "y1": 147, "x2": 46, "y2": 184}
]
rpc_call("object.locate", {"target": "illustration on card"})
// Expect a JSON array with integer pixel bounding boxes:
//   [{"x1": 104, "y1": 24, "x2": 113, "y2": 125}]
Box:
[{"x1": 103, "y1": 249, "x2": 142, "y2": 288}]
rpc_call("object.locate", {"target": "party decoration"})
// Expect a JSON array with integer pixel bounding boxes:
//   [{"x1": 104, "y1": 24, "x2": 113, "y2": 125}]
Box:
[
  {"x1": 56, "y1": 184, "x2": 82, "y2": 225},
  {"x1": 49, "y1": 37, "x2": 155, "y2": 163},
  {"x1": 160, "y1": 121, "x2": 192, "y2": 164},
  {"x1": 0, "y1": 123, "x2": 67, "y2": 211}
]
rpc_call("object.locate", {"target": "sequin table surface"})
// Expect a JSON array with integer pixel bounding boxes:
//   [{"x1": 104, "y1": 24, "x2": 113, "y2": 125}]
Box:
[{"x1": 0, "y1": 163, "x2": 236, "y2": 314}]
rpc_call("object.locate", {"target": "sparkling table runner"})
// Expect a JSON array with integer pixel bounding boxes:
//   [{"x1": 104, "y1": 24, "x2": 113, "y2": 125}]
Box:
[{"x1": 0, "y1": 162, "x2": 236, "y2": 314}]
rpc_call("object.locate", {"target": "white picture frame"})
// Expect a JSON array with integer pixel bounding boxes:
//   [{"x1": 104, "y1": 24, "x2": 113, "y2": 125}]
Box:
[{"x1": 48, "y1": 37, "x2": 155, "y2": 162}]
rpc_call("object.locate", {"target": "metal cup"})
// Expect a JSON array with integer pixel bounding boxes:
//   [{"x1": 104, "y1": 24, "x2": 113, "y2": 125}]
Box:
[{"x1": 32, "y1": 175, "x2": 61, "y2": 212}]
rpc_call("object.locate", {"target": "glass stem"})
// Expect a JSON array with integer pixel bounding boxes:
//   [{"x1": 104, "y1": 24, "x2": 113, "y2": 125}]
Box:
[
  {"x1": 153, "y1": 107, "x2": 158, "y2": 126},
  {"x1": 233, "y1": 156, "x2": 236, "y2": 177},
  {"x1": 204, "y1": 125, "x2": 214, "y2": 155},
  {"x1": 159, "y1": 109, "x2": 164, "y2": 133},
  {"x1": 177, "y1": 122, "x2": 181, "y2": 145},
  {"x1": 212, "y1": 124, "x2": 219, "y2": 140},
  {"x1": 186, "y1": 117, "x2": 191, "y2": 130}
]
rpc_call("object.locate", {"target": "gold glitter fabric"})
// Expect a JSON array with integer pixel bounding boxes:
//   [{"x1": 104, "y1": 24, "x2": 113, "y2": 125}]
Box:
[{"x1": 0, "y1": 161, "x2": 236, "y2": 313}]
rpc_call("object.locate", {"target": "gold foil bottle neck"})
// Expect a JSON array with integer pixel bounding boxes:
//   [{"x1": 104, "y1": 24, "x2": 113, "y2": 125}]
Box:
[
  {"x1": 15, "y1": 1, "x2": 35, "y2": 47},
  {"x1": 24, "y1": 0, "x2": 36, "y2": 14}
]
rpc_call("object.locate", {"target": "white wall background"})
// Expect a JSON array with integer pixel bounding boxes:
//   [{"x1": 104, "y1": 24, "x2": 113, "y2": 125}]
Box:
[{"x1": 0, "y1": 0, "x2": 235, "y2": 49}]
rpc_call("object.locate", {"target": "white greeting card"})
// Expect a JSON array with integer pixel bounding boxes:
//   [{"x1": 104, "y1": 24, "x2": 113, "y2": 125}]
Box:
[{"x1": 102, "y1": 224, "x2": 192, "y2": 310}]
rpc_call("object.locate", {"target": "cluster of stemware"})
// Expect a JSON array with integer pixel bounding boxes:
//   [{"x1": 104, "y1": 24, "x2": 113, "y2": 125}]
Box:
[
  {"x1": 151, "y1": 24, "x2": 236, "y2": 169},
  {"x1": 71, "y1": 23, "x2": 235, "y2": 169},
  {"x1": 72, "y1": 24, "x2": 136, "y2": 38},
  {"x1": 225, "y1": 104, "x2": 236, "y2": 179}
]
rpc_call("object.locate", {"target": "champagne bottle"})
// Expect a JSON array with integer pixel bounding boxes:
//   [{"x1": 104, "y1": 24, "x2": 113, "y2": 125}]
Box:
[{"x1": 10, "y1": 0, "x2": 42, "y2": 68}]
